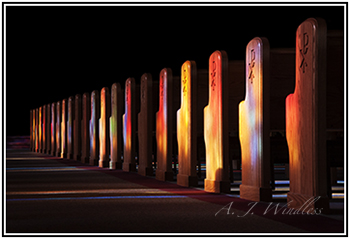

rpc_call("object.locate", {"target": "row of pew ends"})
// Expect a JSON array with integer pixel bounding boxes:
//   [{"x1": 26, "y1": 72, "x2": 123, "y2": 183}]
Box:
[{"x1": 29, "y1": 18, "x2": 344, "y2": 214}]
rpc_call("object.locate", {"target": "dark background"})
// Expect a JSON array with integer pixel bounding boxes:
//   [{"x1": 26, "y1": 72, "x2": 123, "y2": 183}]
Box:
[{"x1": 5, "y1": 3, "x2": 345, "y2": 136}]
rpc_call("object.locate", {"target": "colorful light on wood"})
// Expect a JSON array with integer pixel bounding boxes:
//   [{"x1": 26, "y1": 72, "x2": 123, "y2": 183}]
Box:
[
  {"x1": 46, "y1": 104, "x2": 51, "y2": 154},
  {"x1": 42, "y1": 105, "x2": 46, "y2": 153},
  {"x1": 286, "y1": 18, "x2": 329, "y2": 212},
  {"x1": 67, "y1": 96, "x2": 74, "y2": 159},
  {"x1": 239, "y1": 37, "x2": 272, "y2": 201},
  {"x1": 138, "y1": 73, "x2": 154, "y2": 176},
  {"x1": 32, "y1": 109, "x2": 36, "y2": 152},
  {"x1": 110, "y1": 83, "x2": 123, "y2": 169},
  {"x1": 156, "y1": 68, "x2": 174, "y2": 181},
  {"x1": 177, "y1": 60, "x2": 198, "y2": 187},
  {"x1": 81, "y1": 93, "x2": 90, "y2": 164},
  {"x1": 30, "y1": 110, "x2": 33, "y2": 151},
  {"x1": 51, "y1": 103, "x2": 56, "y2": 156},
  {"x1": 99, "y1": 87, "x2": 110, "y2": 168},
  {"x1": 55, "y1": 101, "x2": 61, "y2": 157},
  {"x1": 35, "y1": 108, "x2": 39, "y2": 152},
  {"x1": 123, "y1": 78, "x2": 136, "y2": 172},
  {"x1": 61, "y1": 99, "x2": 67, "y2": 158},
  {"x1": 38, "y1": 106, "x2": 42, "y2": 153},
  {"x1": 204, "y1": 51, "x2": 230, "y2": 193},
  {"x1": 89, "y1": 90, "x2": 100, "y2": 165},
  {"x1": 73, "y1": 94, "x2": 82, "y2": 161}
]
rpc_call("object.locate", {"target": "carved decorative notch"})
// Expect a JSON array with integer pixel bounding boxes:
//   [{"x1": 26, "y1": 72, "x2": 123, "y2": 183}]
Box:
[
  {"x1": 210, "y1": 60, "x2": 216, "y2": 90},
  {"x1": 248, "y1": 49, "x2": 256, "y2": 84},
  {"x1": 182, "y1": 66, "x2": 188, "y2": 94},
  {"x1": 160, "y1": 75, "x2": 164, "y2": 98},
  {"x1": 299, "y1": 32, "x2": 309, "y2": 73},
  {"x1": 141, "y1": 77, "x2": 146, "y2": 103}
]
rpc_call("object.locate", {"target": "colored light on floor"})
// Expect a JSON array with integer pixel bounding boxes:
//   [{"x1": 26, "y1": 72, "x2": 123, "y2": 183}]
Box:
[
  {"x1": 6, "y1": 166, "x2": 84, "y2": 172},
  {"x1": 7, "y1": 195, "x2": 187, "y2": 202},
  {"x1": 332, "y1": 193, "x2": 344, "y2": 199},
  {"x1": 272, "y1": 194, "x2": 288, "y2": 198},
  {"x1": 274, "y1": 180, "x2": 290, "y2": 185}
]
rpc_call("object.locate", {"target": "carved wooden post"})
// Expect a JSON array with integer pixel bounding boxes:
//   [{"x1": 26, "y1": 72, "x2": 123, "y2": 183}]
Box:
[
  {"x1": 67, "y1": 97, "x2": 74, "y2": 159},
  {"x1": 204, "y1": 50, "x2": 230, "y2": 193},
  {"x1": 89, "y1": 90, "x2": 100, "y2": 166},
  {"x1": 42, "y1": 105, "x2": 46, "y2": 154},
  {"x1": 51, "y1": 103, "x2": 56, "y2": 156},
  {"x1": 110, "y1": 83, "x2": 123, "y2": 169},
  {"x1": 138, "y1": 73, "x2": 155, "y2": 176},
  {"x1": 38, "y1": 106, "x2": 42, "y2": 153},
  {"x1": 99, "y1": 87, "x2": 110, "y2": 168},
  {"x1": 56, "y1": 101, "x2": 61, "y2": 157},
  {"x1": 239, "y1": 37, "x2": 272, "y2": 201},
  {"x1": 32, "y1": 109, "x2": 36, "y2": 152},
  {"x1": 122, "y1": 78, "x2": 137, "y2": 172},
  {"x1": 177, "y1": 61, "x2": 198, "y2": 187},
  {"x1": 30, "y1": 110, "x2": 33, "y2": 151},
  {"x1": 74, "y1": 94, "x2": 82, "y2": 161},
  {"x1": 156, "y1": 68, "x2": 175, "y2": 181},
  {"x1": 45, "y1": 104, "x2": 51, "y2": 154},
  {"x1": 35, "y1": 108, "x2": 39, "y2": 152},
  {"x1": 81, "y1": 93, "x2": 90, "y2": 164},
  {"x1": 61, "y1": 99, "x2": 67, "y2": 158},
  {"x1": 286, "y1": 18, "x2": 329, "y2": 213}
]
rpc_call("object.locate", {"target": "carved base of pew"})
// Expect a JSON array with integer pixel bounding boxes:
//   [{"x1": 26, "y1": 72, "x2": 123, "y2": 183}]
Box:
[
  {"x1": 45, "y1": 149, "x2": 50, "y2": 155},
  {"x1": 73, "y1": 154, "x2": 81, "y2": 161},
  {"x1": 239, "y1": 184, "x2": 272, "y2": 202},
  {"x1": 61, "y1": 153, "x2": 66, "y2": 159},
  {"x1": 123, "y1": 163, "x2": 136, "y2": 172},
  {"x1": 99, "y1": 159, "x2": 110, "y2": 168},
  {"x1": 138, "y1": 167, "x2": 153, "y2": 177},
  {"x1": 50, "y1": 150, "x2": 56, "y2": 156},
  {"x1": 177, "y1": 174, "x2": 198, "y2": 187},
  {"x1": 155, "y1": 169, "x2": 173, "y2": 181},
  {"x1": 89, "y1": 158, "x2": 98, "y2": 166},
  {"x1": 110, "y1": 161, "x2": 122, "y2": 170},
  {"x1": 80, "y1": 157, "x2": 90, "y2": 164},
  {"x1": 287, "y1": 192, "x2": 330, "y2": 215},
  {"x1": 204, "y1": 179, "x2": 230, "y2": 194}
]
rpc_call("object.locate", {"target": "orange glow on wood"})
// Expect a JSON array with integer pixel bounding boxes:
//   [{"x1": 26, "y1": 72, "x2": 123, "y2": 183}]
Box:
[
  {"x1": 34, "y1": 109, "x2": 38, "y2": 152},
  {"x1": 156, "y1": 68, "x2": 174, "y2": 181},
  {"x1": 55, "y1": 101, "x2": 61, "y2": 157},
  {"x1": 45, "y1": 104, "x2": 51, "y2": 154},
  {"x1": 123, "y1": 78, "x2": 137, "y2": 172},
  {"x1": 61, "y1": 99, "x2": 67, "y2": 158},
  {"x1": 204, "y1": 51, "x2": 230, "y2": 193},
  {"x1": 177, "y1": 61, "x2": 198, "y2": 187},
  {"x1": 51, "y1": 103, "x2": 56, "y2": 156},
  {"x1": 239, "y1": 37, "x2": 272, "y2": 201},
  {"x1": 99, "y1": 87, "x2": 110, "y2": 168},
  {"x1": 42, "y1": 106, "x2": 46, "y2": 153},
  {"x1": 286, "y1": 18, "x2": 329, "y2": 211},
  {"x1": 39, "y1": 106, "x2": 42, "y2": 153},
  {"x1": 110, "y1": 83, "x2": 123, "y2": 169}
]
